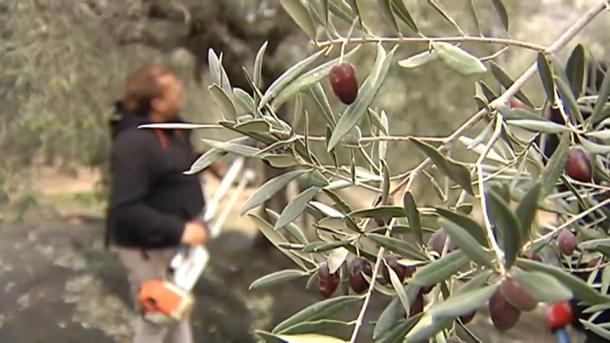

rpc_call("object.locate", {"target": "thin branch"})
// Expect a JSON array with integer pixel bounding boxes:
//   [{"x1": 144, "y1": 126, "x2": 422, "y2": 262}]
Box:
[
  {"x1": 315, "y1": 35, "x2": 547, "y2": 52},
  {"x1": 477, "y1": 163, "x2": 506, "y2": 275}
]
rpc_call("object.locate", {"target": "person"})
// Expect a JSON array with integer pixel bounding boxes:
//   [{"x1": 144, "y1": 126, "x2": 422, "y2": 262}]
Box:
[{"x1": 107, "y1": 64, "x2": 209, "y2": 343}]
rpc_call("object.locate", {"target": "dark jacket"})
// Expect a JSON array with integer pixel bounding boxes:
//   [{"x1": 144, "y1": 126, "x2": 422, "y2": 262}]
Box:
[{"x1": 107, "y1": 102, "x2": 205, "y2": 248}]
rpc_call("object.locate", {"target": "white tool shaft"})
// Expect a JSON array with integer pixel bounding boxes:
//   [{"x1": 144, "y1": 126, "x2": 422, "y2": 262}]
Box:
[
  {"x1": 203, "y1": 157, "x2": 244, "y2": 222},
  {"x1": 210, "y1": 169, "x2": 255, "y2": 238}
]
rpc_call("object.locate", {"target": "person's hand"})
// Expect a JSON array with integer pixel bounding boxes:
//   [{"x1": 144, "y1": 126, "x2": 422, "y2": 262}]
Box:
[{"x1": 181, "y1": 221, "x2": 209, "y2": 245}]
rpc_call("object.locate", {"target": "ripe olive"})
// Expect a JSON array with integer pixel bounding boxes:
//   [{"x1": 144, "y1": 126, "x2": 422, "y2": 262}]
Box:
[
  {"x1": 557, "y1": 229, "x2": 577, "y2": 256},
  {"x1": 489, "y1": 288, "x2": 521, "y2": 332},
  {"x1": 499, "y1": 278, "x2": 537, "y2": 312},
  {"x1": 329, "y1": 63, "x2": 358, "y2": 105},
  {"x1": 565, "y1": 147, "x2": 592, "y2": 182},
  {"x1": 349, "y1": 257, "x2": 372, "y2": 294},
  {"x1": 318, "y1": 263, "x2": 340, "y2": 298}
]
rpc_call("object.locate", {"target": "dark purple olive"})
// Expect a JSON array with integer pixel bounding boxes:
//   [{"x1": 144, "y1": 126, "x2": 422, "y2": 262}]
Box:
[
  {"x1": 422, "y1": 285, "x2": 434, "y2": 294},
  {"x1": 381, "y1": 254, "x2": 414, "y2": 284},
  {"x1": 318, "y1": 263, "x2": 339, "y2": 298},
  {"x1": 459, "y1": 310, "x2": 476, "y2": 324},
  {"x1": 329, "y1": 63, "x2": 358, "y2": 105},
  {"x1": 349, "y1": 257, "x2": 373, "y2": 294},
  {"x1": 500, "y1": 278, "x2": 537, "y2": 312},
  {"x1": 489, "y1": 288, "x2": 521, "y2": 332},
  {"x1": 409, "y1": 291, "x2": 424, "y2": 317},
  {"x1": 428, "y1": 229, "x2": 456, "y2": 255},
  {"x1": 565, "y1": 147, "x2": 592, "y2": 182},
  {"x1": 557, "y1": 229, "x2": 577, "y2": 256}
]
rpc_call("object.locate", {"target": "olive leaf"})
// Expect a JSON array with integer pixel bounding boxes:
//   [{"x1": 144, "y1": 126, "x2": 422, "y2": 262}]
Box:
[
  {"x1": 410, "y1": 138, "x2": 474, "y2": 195},
  {"x1": 566, "y1": 44, "x2": 585, "y2": 98},
  {"x1": 249, "y1": 269, "x2": 309, "y2": 291},
  {"x1": 208, "y1": 49, "x2": 233, "y2": 99},
  {"x1": 389, "y1": 0, "x2": 418, "y2": 32},
  {"x1": 259, "y1": 49, "x2": 326, "y2": 110},
  {"x1": 398, "y1": 50, "x2": 438, "y2": 69},
  {"x1": 241, "y1": 169, "x2": 310, "y2": 215},
  {"x1": 404, "y1": 314, "x2": 453, "y2": 343},
  {"x1": 201, "y1": 138, "x2": 260, "y2": 157},
  {"x1": 515, "y1": 182, "x2": 542, "y2": 240},
  {"x1": 349, "y1": 206, "x2": 406, "y2": 219},
  {"x1": 403, "y1": 192, "x2": 423, "y2": 245},
  {"x1": 590, "y1": 63, "x2": 610, "y2": 125},
  {"x1": 428, "y1": 284, "x2": 498, "y2": 319},
  {"x1": 280, "y1": 319, "x2": 353, "y2": 335},
  {"x1": 507, "y1": 119, "x2": 568, "y2": 134},
  {"x1": 426, "y1": 0, "x2": 463, "y2": 34},
  {"x1": 537, "y1": 52, "x2": 555, "y2": 103},
  {"x1": 249, "y1": 214, "x2": 308, "y2": 269},
  {"x1": 432, "y1": 42, "x2": 486, "y2": 75},
  {"x1": 440, "y1": 218, "x2": 494, "y2": 268},
  {"x1": 387, "y1": 263, "x2": 411, "y2": 314},
  {"x1": 490, "y1": 0, "x2": 509, "y2": 30},
  {"x1": 233, "y1": 88, "x2": 257, "y2": 116},
  {"x1": 435, "y1": 208, "x2": 488, "y2": 247},
  {"x1": 486, "y1": 189, "x2": 521, "y2": 268},
  {"x1": 541, "y1": 132, "x2": 569, "y2": 195},
  {"x1": 272, "y1": 295, "x2": 362, "y2": 333},
  {"x1": 185, "y1": 148, "x2": 226, "y2": 175},
  {"x1": 328, "y1": 0, "x2": 357, "y2": 25},
  {"x1": 511, "y1": 271, "x2": 572, "y2": 303},
  {"x1": 374, "y1": 298, "x2": 402, "y2": 339},
  {"x1": 490, "y1": 62, "x2": 534, "y2": 108},
  {"x1": 411, "y1": 250, "x2": 469, "y2": 286},
  {"x1": 254, "y1": 41, "x2": 268, "y2": 89},
  {"x1": 310, "y1": 83, "x2": 337, "y2": 128},
  {"x1": 555, "y1": 75, "x2": 583, "y2": 123},
  {"x1": 275, "y1": 187, "x2": 321, "y2": 229},
  {"x1": 517, "y1": 258, "x2": 610, "y2": 304},
  {"x1": 209, "y1": 84, "x2": 237, "y2": 118},
  {"x1": 266, "y1": 209, "x2": 309, "y2": 244},
  {"x1": 280, "y1": 0, "x2": 317, "y2": 40},
  {"x1": 366, "y1": 233, "x2": 428, "y2": 261}
]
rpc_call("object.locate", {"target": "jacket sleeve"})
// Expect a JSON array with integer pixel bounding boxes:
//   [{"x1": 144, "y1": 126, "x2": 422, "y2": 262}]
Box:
[{"x1": 109, "y1": 133, "x2": 185, "y2": 246}]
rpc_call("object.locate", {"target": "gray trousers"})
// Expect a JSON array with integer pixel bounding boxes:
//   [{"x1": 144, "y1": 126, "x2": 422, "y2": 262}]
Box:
[{"x1": 115, "y1": 247, "x2": 194, "y2": 343}]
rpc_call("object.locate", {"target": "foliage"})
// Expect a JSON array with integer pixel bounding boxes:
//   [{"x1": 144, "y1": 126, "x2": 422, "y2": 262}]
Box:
[{"x1": 161, "y1": 1, "x2": 610, "y2": 341}]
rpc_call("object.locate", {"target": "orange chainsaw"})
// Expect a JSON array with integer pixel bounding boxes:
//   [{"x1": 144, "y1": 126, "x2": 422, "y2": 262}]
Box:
[{"x1": 137, "y1": 158, "x2": 254, "y2": 324}]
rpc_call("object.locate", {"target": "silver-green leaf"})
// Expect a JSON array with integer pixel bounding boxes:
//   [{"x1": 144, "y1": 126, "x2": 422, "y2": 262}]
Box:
[
  {"x1": 241, "y1": 170, "x2": 309, "y2": 215},
  {"x1": 432, "y1": 42, "x2": 486, "y2": 75}
]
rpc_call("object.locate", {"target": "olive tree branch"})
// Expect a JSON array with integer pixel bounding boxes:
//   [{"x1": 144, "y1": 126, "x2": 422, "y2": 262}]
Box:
[
  {"x1": 348, "y1": 2, "x2": 610, "y2": 341},
  {"x1": 389, "y1": 0, "x2": 610, "y2": 198},
  {"x1": 315, "y1": 35, "x2": 547, "y2": 53}
]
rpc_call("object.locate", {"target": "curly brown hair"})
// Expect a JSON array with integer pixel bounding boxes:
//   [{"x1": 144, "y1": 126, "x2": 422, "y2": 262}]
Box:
[{"x1": 123, "y1": 64, "x2": 176, "y2": 116}]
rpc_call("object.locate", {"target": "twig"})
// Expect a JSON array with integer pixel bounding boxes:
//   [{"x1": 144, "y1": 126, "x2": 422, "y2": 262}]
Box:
[
  {"x1": 477, "y1": 163, "x2": 506, "y2": 275},
  {"x1": 315, "y1": 36, "x2": 547, "y2": 52},
  {"x1": 349, "y1": 218, "x2": 396, "y2": 343}
]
